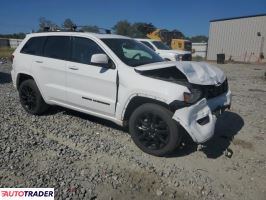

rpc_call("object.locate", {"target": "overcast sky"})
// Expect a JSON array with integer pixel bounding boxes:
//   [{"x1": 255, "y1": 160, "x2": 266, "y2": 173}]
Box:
[{"x1": 0, "y1": 0, "x2": 265, "y2": 36}]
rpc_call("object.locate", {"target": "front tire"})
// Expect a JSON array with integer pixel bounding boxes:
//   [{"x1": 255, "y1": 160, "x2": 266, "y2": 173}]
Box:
[
  {"x1": 19, "y1": 79, "x2": 49, "y2": 115},
  {"x1": 129, "y1": 103, "x2": 182, "y2": 156}
]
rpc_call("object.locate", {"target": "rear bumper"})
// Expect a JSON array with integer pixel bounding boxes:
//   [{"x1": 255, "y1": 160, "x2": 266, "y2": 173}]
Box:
[{"x1": 172, "y1": 90, "x2": 232, "y2": 143}]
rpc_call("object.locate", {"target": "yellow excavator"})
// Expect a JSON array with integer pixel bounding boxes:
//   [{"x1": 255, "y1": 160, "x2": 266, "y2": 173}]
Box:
[{"x1": 146, "y1": 29, "x2": 192, "y2": 52}]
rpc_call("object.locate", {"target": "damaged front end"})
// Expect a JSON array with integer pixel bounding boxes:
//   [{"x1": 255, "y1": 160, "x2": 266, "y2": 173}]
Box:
[
  {"x1": 173, "y1": 90, "x2": 231, "y2": 143},
  {"x1": 135, "y1": 62, "x2": 232, "y2": 143},
  {"x1": 172, "y1": 79, "x2": 231, "y2": 143}
]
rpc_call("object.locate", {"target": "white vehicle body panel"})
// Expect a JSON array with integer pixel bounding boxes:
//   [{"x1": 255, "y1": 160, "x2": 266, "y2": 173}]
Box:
[
  {"x1": 11, "y1": 32, "x2": 231, "y2": 144},
  {"x1": 114, "y1": 66, "x2": 190, "y2": 121},
  {"x1": 66, "y1": 60, "x2": 117, "y2": 116},
  {"x1": 136, "y1": 38, "x2": 191, "y2": 61},
  {"x1": 11, "y1": 36, "x2": 33, "y2": 88},
  {"x1": 32, "y1": 57, "x2": 67, "y2": 102},
  {"x1": 156, "y1": 49, "x2": 191, "y2": 61}
]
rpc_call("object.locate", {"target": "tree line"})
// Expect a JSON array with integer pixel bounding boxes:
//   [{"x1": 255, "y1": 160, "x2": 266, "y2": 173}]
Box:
[
  {"x1": 0, "y1": 33, "x2": 26, "y2": 39},
  {"x1": 0, "y1": 17, "x2": 208, "y2": 42}
]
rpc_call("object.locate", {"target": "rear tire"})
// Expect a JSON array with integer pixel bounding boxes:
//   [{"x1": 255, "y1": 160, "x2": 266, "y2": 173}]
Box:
[
  {"x1": 129, "y1": 103, "x2": 182, "y2": 156},
  {"x1": 19, "y1": 79, "x2": 49, "y2": 115}
]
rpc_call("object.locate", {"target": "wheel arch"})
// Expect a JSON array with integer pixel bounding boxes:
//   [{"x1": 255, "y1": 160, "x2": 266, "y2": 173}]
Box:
[
  {"x1": 16, "y1": 73, "x2": 34, "y2": 89},
  {"x1": 16, "y1": 73, "x2": 47, "y2": 103},
  {"x1": 122, "y1": 95, "x2": 171, "y2": 122}
]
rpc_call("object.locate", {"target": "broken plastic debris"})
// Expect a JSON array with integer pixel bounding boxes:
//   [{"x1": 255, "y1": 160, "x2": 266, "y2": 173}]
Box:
[{"x1": 224, "y1": 148, "x2": 233, "y2": 158}]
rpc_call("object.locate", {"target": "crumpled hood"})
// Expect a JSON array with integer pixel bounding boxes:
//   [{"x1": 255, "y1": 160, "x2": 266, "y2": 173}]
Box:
[{"x1": 135, "y1": 61, "x2": 226, "y2": 85}]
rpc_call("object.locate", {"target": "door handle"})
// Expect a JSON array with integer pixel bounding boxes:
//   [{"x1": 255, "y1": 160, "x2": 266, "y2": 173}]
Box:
[
  {"x1": 69, "y1": 66, "x2": 79, "y2": 70},
  {"x1": 35, "y1": 60, "x2": 43, "y2": 63}
]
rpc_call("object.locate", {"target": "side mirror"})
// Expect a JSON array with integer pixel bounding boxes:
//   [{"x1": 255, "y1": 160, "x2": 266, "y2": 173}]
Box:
[{"x1": 91, "y1": 54, "x2": 109, "y2": 65}]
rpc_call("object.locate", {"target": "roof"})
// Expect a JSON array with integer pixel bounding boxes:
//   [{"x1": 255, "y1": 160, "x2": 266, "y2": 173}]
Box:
[
  {"x1": 210, "y1": 13, "x2": 266, "y2": 22},
  {"x1": 26, "y1": 32, "x2": 130, "y2": 39}
]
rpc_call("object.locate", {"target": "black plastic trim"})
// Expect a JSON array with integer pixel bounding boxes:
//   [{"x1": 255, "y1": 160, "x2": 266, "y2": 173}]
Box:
[
  {"x1": 82, "y1": 96, "x2": 110, "y2": 106},
  {"x1": 93, "y1": 99, "x2": 110, "y2": 106},
  {"x1": 82, "y1": 96, "x2": 92, "y2": 101},
  {"x1": 169, "y1": 100, "x2": 188, "y2": 111}
]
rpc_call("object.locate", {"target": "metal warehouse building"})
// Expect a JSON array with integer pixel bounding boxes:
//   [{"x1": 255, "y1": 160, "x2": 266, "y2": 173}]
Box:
[{"x1": 207, "y1": 14, "x2": 266, "y2": 63}]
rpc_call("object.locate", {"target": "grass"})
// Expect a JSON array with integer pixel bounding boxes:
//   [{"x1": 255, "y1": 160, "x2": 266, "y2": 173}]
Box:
[
  {"x1": 192, "y1": 55, "x2": 205, "y2": 62},
  {"x1": 0, "y1": 47, "x2": 15, "y2": 58}
]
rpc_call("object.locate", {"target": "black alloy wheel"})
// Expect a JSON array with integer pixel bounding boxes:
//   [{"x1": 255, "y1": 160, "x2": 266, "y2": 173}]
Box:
[
  {"x1": 135, "y1": 112, "x2": 170, "y2": 150},
  {"x1": 20, "y1": 85, "x2": 37, "y2": 112},
  {"x1": 129, "y1": 103, "x2": 182, "y2": 156},
  {"x1": 19, "y1": 79, "x2": 49, "y2": 115}
]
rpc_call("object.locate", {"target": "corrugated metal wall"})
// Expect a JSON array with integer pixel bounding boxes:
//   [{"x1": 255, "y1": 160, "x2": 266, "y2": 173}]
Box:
[
  {"x1": 207, "y1": 16, "x2": 266, "y2": 62},
  {"x1": 192, "y1": 43, "x2": 207, "y2": 58}
]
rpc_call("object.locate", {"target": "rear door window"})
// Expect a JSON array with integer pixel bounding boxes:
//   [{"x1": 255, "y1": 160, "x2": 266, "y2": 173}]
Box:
[
  {"x1": 20, "y1": 37, "x2": 46, "y2": 56},
  {"x1": 43, "y1": 36, "x2": 71, "y2": 60},
  {"x1": 71, "y1": 37, "x2": 105, "y2": 65}
]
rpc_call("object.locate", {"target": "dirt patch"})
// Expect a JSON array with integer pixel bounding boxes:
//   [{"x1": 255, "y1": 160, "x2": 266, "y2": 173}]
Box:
[
  {"x1": 248, "y1": 88, "x2": 266, "y2": 93},
  {"x1": 232, "y1": 139, "x2": 253, "y2": 150}
]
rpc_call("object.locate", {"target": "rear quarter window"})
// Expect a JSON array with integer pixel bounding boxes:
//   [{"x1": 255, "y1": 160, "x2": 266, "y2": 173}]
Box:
[{"x1": 20, "y1": 37, "x2": 46, "y2": 56}]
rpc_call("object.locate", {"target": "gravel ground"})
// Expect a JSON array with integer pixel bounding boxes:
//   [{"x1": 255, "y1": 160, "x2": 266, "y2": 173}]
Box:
[{"x1": 0, "y1": 62, "x2": 266, "y2": 200}]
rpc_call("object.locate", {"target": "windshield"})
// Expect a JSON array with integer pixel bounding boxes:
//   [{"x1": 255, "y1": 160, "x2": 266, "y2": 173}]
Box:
[
  {"x1": 152, "y1": 41, "x2": 171, "y2": 50},
  {"x1": 101, "y1": 38, "x2": 164, "y2": 67}
]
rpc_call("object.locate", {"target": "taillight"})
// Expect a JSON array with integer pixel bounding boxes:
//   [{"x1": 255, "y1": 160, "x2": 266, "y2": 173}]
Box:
[{"x1": 10, "y1": 55, "x2": 14, "y2": 63}]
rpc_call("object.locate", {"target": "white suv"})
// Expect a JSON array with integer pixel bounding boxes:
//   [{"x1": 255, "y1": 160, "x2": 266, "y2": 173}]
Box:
[
  {"x1": 11, "y1": 32, "x2": 231, "y2": 156},
  {"x1": 136, "y1": 39, "x2": 192, "y2": 61}
]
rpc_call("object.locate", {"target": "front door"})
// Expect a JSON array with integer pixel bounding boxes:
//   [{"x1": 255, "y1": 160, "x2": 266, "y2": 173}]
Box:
[{"x1": 66, "y1": 37, "x2": 117, "y2": 116}]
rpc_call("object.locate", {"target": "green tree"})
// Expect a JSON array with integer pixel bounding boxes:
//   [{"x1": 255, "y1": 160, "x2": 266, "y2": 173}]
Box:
[
  {"x1": 113, "y1": 21, "x2": 157, "y2": 38},
  {"x1": 130, "y1": 23, "x2": 144, "y2": 38},
  {"x1": 112, "y1": 20, "x2": 133, "y2": 37},
  {"x1": 38, "y1": 17, "x2": 58, "y2": 31},
  {"x1": 80, "y1": 25, "x2": 100, "y2": 33},
  {"x1": 190, "y1": 35, "x2": 208, "y2": 43},
  {"x1": 171, "y1": 29, "x2": 185, "y2": 39},
  {"x1": 63, "y1": 18, "x2": 75, "y2": 29},
  {"x1": 0, "y1": 33, "x2": 26, "y2": 39},
  {"x1": 134, "y1": 22, "x2": 156, "y2": 38}
]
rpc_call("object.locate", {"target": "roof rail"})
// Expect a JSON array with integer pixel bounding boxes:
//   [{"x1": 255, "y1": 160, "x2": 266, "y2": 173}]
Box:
[
  {"x1": 41, "y1": 25, "x2": 111, "y2": 34},
  {"x1": 42, "y1": 25, "x2": 77, "y2": 32},
  {"x1": 76, "y1": 26, "x2": 111, "y2": 34}
]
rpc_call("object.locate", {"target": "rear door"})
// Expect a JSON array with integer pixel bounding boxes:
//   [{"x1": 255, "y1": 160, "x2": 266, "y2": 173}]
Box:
[
  {"x1": 66, "y1": 37, "x2": 117, "y2": 116},
  {"x1": 31, "y1": 36, "x2": 71, "y2": 103}
]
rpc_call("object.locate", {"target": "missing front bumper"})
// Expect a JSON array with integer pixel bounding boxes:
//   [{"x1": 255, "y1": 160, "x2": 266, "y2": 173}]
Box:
[{"x1": 172, "y1": 90, "x2": 232, "y2": 143}]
